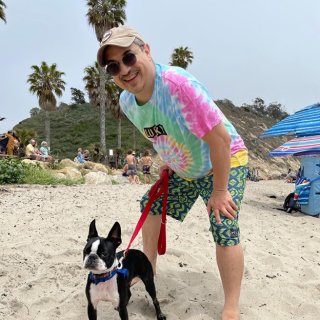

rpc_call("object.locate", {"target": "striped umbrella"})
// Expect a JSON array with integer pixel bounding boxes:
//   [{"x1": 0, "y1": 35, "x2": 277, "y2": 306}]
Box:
[
  {"x1": 269, "y1": 135, "x2": 320, "y2": 157},
  {"x1": 260, "y1": 103, "x2": 320, "y2": 138}
]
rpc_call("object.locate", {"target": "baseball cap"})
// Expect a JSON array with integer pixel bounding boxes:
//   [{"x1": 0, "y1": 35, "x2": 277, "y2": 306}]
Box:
[{"x1": 97, "y1": 26, "x2": 144, "y2": 67}]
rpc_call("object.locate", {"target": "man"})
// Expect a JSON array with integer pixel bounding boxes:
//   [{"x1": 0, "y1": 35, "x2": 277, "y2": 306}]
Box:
[
  {"x1": 25, "y1": 139, "x2": 43, "y2": 161},
  {"x1": 97, "y1": 26, "x2": 248, "y2": 320},
  {"x1": 126, "y1": 149, "x2": 138, "y2": 184}
]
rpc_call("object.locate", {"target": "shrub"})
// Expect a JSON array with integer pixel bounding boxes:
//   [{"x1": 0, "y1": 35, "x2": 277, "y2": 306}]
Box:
[
  {"x1": 0, "y1": 159, "x2": 84, "y2": 186},
  {"x1": 0, "y1": 159, "x2": 26, "y2": 184}
]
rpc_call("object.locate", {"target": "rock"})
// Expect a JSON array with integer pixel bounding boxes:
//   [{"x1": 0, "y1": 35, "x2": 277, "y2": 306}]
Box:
[
  {"x1": 92, "y1": 163, "x2": 110, "y2": 174},
  {"x1": 84, "y1": 171, "x2": 112, "y2": 185},
  {"x1": 59, "y1": 159, "x2": 81, "y2": 169},
  {"x1": 57, "y1": 167, "x2": 82, "y2": 180},
  {"x1": 52, "y1": 172, "x2": 66, "y2": 180}
]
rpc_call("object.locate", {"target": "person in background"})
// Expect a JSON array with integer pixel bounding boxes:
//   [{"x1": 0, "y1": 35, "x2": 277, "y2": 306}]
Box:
[
  {"x1": 122, "y1": 163, "x2": 129, "y2": 177},
  {"x1": 75, "y1": 148, "x2": 86, "y2": 163},
  {"x1": 83, "y1": 149, "x2": 90, "y2": 162},
  {"x1": 126, "y1": 149, "x2": 138, "y2": 184},
  {"x1": 285, "y1": 168, "x2": 297, "y2": 183},
  {"x1": 12, "y1": 132, "x2": 20, "y2": 156},
  {"x1": 140, "y1": 149, "x2": 153, "y2": 184},
  {"x1": 39, "y1": 141, "x2": 53, "y2": 162},
  {"x1": 97, "y1": 26, "x2": 248, "y2": 320},
  {"x1": 5, "y1": 130, "x2": 15, "y2": 155},
  {"x1": 25, "y1": 139, "x2": 43, "y2": 160}
]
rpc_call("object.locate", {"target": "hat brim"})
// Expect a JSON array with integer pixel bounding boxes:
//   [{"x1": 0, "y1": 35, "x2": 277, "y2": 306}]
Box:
[{"x1": 97, "y1": 36, "x2": 136, "y2": 67}]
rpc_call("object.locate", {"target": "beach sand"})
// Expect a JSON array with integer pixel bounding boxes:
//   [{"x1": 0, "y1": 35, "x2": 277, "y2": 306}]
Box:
[{"x1": 0, "y1": 179, "x2": 319, "y2": 320}]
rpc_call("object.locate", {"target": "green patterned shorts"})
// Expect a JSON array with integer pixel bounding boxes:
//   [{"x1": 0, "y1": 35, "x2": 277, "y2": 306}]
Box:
[{"x1": 140, "y1": 166, "x2": 247, "y2": 246}]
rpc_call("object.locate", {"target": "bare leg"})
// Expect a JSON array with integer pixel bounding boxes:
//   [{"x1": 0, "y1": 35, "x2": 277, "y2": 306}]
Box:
[
  {"x1": 216, "y1": 244, "x2": 244, "y2": 320},
  {"x1": 130, "y1": 214, "x2": 161, "y2": 287},
  {"x1": 142, "y1": 214, "x2": 162, "y2": 273}
]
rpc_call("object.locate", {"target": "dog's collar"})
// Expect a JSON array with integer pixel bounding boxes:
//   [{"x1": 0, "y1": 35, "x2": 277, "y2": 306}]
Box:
[{"x1": 89, "y1": 267, "x2": 129, "y2": 285}]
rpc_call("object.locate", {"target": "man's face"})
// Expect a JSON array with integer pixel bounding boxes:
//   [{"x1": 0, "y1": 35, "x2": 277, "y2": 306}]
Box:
[{"x1": 104, "y1": 43, "x2": 155, "y2": 103}]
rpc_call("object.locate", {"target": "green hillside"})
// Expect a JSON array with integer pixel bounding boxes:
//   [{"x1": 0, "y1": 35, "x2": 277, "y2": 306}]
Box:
[{"x1": 14, "y1": 103, "x2": 152, "y2": 160}]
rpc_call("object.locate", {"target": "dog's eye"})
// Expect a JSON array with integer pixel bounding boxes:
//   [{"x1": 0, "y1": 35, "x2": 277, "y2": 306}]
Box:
[{"x1": 100, "y1": 253, "x2": 108, "y2": 258}]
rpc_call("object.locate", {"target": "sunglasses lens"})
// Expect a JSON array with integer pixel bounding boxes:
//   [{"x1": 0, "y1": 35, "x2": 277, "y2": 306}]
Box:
[
  {"x1": 105, "y1": 53, "x2": 137, "y2": 76},
  {"x1": 106, "y1": 63, "x2": 120, "y2": 76},
  {"x1": 123, "y1": 52, "x2": 137, "y2": 66}
]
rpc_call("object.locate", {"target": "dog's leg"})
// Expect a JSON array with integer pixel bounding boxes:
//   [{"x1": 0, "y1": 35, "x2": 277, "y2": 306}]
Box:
[
  {"x1": 118, "y1": 301, "x2": 129, "y2": 320},
  {"x1": 87, "y1": 303, "x2": 97, "y2": 320},
  {"x1": 118, "y1": 281, "x2": 130, "y2": 320},
  {"x1": 142, "y1": 277, "x2": 166, "y2": 320}
]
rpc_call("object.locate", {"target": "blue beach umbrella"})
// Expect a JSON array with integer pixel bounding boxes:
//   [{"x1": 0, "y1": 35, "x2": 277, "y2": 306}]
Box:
[
  {"x1": 260, "y1": 103, "x2": 320, "y2": 138},
  {"x1": 269, "y1": 135, "x2": 320, "y2": 157}
]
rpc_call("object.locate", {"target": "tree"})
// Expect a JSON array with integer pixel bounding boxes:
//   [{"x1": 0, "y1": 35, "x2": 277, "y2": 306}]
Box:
[
  {"x1": 0, "y1": 0, "x2": 6, "y2": 23},
  {"x1": 83, "y1": 62, "x2": 100, "y2": 106},
  {"x1": 266, "y1": 102, "x2": 288, "y2": 120},
  {"x1": 252, "y1": 97, "x2": 266, "y2": 115},
  {"x1": 27, "y1": 61, "x2": 65, "y2": 146},
  {"x1": 83, "y1": 62, "x2": 123, "y2": 148},
  {"x1": 169, "y1": 46, "x2": 194, "y2": 69},
  {"x1": 14, "y1": 128, "x2": 38, "y2": 151},
  {"x1": 86, "y1": 0, "x2": 127, "y2": 156},
  {"x1": 105, "y1": 80, "x2": 123, "y2": 149},
  {"x1": 30, "y1": 107, "x2": 41, "y2": 117},
  {"x1": 71, "y1": 87, "x2": 86, "y2": 104}
]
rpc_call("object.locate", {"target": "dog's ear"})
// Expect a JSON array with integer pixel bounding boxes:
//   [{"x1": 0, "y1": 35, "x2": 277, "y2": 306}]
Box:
[
  {"x1": 87, "y1": 219, "x2": 98, "y2": 240},
  {"x1": 107, "y1": 222, "x2": 122, "y2": 248}
]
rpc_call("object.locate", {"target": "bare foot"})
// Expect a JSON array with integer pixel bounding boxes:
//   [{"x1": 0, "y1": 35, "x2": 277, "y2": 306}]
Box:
[{"x1": 221, "y1": 308, "x2": 240, "y2": 320}]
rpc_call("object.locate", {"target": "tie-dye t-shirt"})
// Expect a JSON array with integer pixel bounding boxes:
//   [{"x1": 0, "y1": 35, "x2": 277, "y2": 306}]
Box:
[{"x1": 120, "y1": 63, "x2": 246, "y2": 180}]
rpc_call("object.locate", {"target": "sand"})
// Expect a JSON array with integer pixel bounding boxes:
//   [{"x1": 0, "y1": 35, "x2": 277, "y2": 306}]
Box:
[{"x1": 0, "y1": 179, "x2": 319, "y2": 320}]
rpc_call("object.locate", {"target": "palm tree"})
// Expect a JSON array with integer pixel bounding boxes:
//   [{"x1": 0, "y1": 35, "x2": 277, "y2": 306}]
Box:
[
  {"x1": 86, "y1": 0, "x2": 127, "y2": 156},
  {"x1": 170, "y1": 46, "x2": 194, "y2": 69},
  {"x1": 0, "y1": 0, "x2": 6, "y2": 23},
  {"x1": 27, "y1": 61, "x2": 65, "y2": 146},
  {"x1": 83, "y1": 62, "x2": 100, "y2": 106},
  {"x1": 105, "y1": 80, "x2": 123, "y2": 149},
  {"x1": 83, "y1": 62, "x2": 123, "y2": 148},
  {"x1": 15, "y1": 128, "x2": 38, "y2": 152}
]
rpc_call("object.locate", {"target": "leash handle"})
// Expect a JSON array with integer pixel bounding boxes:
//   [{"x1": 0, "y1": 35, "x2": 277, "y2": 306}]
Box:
[{"x1": 124, "y1": 170, "x2": 169, "y2": 256}]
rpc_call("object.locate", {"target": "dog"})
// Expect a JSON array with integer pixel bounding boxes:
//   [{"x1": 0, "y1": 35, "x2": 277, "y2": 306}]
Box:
[{"x1": 83, "y1": 219, "x2": 166, "y2": 320}]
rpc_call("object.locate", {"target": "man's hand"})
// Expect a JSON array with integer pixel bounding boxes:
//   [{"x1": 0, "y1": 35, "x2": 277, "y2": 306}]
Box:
[
  {"x1": 159, "y1": 164, "x2": 173, "y2": 177},
  {"x1": 207, "y1": 190, "x2": 238, "y2": 224}
]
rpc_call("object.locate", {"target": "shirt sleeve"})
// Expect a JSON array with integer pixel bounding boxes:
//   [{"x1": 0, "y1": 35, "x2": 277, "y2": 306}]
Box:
[{"x1": 176, "y1": 80, "x2": 223, "y2": 138}]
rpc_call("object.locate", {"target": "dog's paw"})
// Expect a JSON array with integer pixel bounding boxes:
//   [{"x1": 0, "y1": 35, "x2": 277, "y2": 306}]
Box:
[{"x1": 157, "y1": 314, "x2": 166, "y2": 320}]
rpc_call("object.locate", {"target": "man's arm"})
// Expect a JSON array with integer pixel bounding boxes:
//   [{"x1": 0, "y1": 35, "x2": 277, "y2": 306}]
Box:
[{"x1": 202, "y1": 122, "x2": 238, "y2": 224}]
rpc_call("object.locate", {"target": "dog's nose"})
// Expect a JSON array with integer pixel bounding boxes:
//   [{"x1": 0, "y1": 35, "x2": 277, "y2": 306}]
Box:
[{"x1": 88, "y1": 254, "x2": 98, "y2": 261}]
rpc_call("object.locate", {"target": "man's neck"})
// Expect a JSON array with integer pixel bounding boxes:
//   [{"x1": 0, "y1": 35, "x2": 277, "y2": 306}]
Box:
[{"x1": 135, "y1": 63, "x2": 156, "y2": 105}]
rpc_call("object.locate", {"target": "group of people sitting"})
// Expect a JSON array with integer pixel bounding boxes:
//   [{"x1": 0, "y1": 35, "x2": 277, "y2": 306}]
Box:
[
  {"x1": 25, "y1": 139, "x2": 53, "y2": 162},
  {"x1": 122, "y1": 149, "x2": 153, "y2": 184},
  {"x1": 0, "y1": 130, "x2": 54, "y2": 163},
  {"x1": 74, "y1": 148, "x2": 90, "y2": 163}
]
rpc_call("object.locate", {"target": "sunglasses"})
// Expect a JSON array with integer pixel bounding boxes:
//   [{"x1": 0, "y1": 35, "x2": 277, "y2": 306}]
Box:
[{"x1": 105, "y1": 52, "x2": 137, "y2": 76}]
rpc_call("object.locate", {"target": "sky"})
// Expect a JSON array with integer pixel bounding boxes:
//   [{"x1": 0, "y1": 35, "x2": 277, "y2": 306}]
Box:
[{"x1": 1, "y1": 0, "x2": 320, "y2": 133}]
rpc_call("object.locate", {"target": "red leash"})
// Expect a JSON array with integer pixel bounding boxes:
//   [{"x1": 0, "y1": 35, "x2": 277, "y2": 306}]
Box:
[{"x1": 124, "y1": 170, "x2": 169, "y2": 256}]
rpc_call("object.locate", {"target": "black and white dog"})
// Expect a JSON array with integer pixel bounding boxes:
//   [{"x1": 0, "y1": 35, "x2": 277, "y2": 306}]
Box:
[{"x1": 83, "y1": 219, "x2": 166, "y2": 320}]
